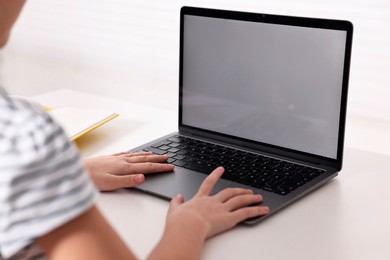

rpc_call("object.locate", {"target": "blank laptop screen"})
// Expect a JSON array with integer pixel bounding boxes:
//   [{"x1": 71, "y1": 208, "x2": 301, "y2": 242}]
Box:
[{"x1": 181, "y1": 15, "x2": 347, "y2": 159}]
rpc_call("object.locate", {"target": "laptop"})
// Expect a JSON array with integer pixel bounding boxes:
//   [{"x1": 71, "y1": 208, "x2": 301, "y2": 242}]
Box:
[{"x1": 129, "y1": 6, "x2": 353, "y2": 224}]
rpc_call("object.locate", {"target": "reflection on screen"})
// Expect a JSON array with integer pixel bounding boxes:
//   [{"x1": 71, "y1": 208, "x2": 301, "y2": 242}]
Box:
[{"x1": 182, "y1": 15, "x2": 347, "y2": 159}]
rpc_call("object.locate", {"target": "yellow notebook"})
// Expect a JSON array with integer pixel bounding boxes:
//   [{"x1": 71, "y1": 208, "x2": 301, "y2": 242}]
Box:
[
  {"x1": 47, "y1": 107, "x2": 119, "y2": 141},
  {"x1": 10, "y1": 95, "x2": 119, "y2": 141}
]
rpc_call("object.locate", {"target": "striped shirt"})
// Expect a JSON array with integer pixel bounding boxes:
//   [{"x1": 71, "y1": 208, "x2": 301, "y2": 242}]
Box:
[{"x1": 0, "y1": 88, "x2": 97, "y2": 259}]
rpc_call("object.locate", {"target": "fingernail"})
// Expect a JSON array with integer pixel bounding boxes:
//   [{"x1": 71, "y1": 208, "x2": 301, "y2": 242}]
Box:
[{"x1": 134, "y1": 174, "x2": 144, "y2": 183}]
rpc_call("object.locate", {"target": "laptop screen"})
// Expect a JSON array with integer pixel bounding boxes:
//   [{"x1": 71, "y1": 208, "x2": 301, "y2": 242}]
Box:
[{"x1": 181, "y1": 12, "x2": 348, "y2": 160}]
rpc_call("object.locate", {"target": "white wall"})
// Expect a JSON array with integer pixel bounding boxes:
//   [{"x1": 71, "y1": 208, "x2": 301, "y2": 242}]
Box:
[{"x1": 1, "y1": 0, "x2": 389, "y2": 122}]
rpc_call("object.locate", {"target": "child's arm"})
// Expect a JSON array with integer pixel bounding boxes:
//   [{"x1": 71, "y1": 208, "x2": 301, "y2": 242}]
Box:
[
  {"x1": 38, "y1": 206, "x2": 138, "y2": 260},
  {"x1": 0, "y1": 0, "x2": 26, "y2": 48}
]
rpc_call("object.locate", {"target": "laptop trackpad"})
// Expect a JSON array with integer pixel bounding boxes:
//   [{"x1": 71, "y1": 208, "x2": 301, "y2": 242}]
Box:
[{"x1": 135, "y1": 168, "x2": 229, "y2": 201}]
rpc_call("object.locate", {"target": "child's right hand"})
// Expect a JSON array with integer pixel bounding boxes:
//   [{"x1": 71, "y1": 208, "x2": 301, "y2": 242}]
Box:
[{"x1": 166, "y1": 166, "x2": 270, "y2": 239}]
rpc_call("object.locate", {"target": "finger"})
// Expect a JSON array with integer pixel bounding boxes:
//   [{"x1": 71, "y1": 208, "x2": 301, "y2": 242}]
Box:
[
  {"x1": 111, "y1": 151, "x2": 130, "y2": 156},
  {"x1": 123, "y1": 162, "x2": 175, "y2": 174},
  {"x1": 121, "y1": 151, "x2": 153, "y2": 157},
  {"x1": 196, "y1": 166, "x2": 224, "y2": 197},
  {"x1": 214, "y1": 188, "x2": 253, "y2": 203},
  {"x1": 169, "y1": 194, "x2": 184, "y2": 211},
  {"x1": 99, "y1": 174, "x2": 145, "y2": 191},
  {"x1": 230, "y1": 205, "x2": 270, "y2": 224},
  {"x1": 124, "y1": 154, "x2": 169, "y2": 163},
  {"x1": 224, "y1": 194, "x2": 263, "y2": 211}
]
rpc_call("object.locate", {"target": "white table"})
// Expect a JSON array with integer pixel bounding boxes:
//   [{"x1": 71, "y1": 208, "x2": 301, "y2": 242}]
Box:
[{"x1": 34, "y1": 89, "x2": 390, "y2": 260}]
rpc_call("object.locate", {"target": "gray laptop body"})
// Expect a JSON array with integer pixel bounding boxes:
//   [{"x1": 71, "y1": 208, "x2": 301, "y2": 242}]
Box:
[{"x1": 130, "y1": 6, "x2": 353, "y2": 224}]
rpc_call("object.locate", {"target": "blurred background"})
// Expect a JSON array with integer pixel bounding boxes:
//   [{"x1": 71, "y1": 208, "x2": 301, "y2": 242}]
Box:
[{"x1": 1, "y1": 0, "x2": 389, "y2": 154}]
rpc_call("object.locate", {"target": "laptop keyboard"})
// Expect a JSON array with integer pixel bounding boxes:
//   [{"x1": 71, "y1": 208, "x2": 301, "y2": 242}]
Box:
[{"x1": 141, "y1": 135, "x2": 325, "y2": 196}]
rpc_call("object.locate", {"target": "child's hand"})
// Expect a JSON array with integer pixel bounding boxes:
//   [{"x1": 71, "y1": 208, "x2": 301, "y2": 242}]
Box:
[
  {"x1": 84, "y1": 151, "x2": 174, "y2": 191},
  {"x1": 167, "y1": 167, "x2": 269, "y2": 239}
]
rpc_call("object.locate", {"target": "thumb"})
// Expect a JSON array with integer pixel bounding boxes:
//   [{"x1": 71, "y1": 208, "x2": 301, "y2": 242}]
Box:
[
  {"x1": 169, "y1": 194, "x2": 184, "y2": 210},
  {"x1": 100, "y1": 174, "x2": 145, "y2": 191}
]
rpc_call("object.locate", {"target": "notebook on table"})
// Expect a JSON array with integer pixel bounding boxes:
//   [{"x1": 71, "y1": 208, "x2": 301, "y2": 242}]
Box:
[
  {"x1": 11, "y1": 95, "x2": 119, "y2": 141},
  {"x1": 48, "y1": 107, "x2": 118, "y2": 141},
  {"x1": 129, "y1": 6, "x2": 353, "y2": 224}
]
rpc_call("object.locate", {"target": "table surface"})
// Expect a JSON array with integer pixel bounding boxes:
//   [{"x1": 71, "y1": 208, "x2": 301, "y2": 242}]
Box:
[{"x1": 34, "y1": 89, "x2": 390, "y2": 260}]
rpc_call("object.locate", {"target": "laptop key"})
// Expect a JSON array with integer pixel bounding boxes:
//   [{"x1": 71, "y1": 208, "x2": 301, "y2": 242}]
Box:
[
  {"x1": 173, "y1": 155, "x2": 186, "y2": 160},
  {"x1": 167, "y1": 152, "x2": 177, "y2": 157},
  {"x1": 251, "y1": 180, "x2": 266, "y2": 189},
  {"x1": 158, "y1": 145, "x2": 171, "y2": 151},
  {"x1": 184, "y1": 163, "x2": 214, "y2": 175},
  {"x1": 173, "y1": 160, "x2": 187, "y2": 167},
  {"x1": 144, "y1": 147, "x2": 167, "y2": 155},
  {"x1": 275, "y1": 189, "x2": 289, "y2": 196},
  {"x1": 237, "y1": 174, "x2": 257, "y2": 186},
  {"x1": 167, "y1": 158, "x2": 176, "y2": 164},
  {"x1": 168, "y1": 148, "x2": 180, "y2": 153},
  {"x1": 169, "y1": 143, "x2": 181, "y2": 148},
  {"x1": 220, "y1": 168, "x2": 239, "y2": 181},
  {"x1": 263, "y1": 185, "x2": 275, "y2": 192},
  {"x1": 151, "y1": 140, "x2": 171, "y2": 148}
]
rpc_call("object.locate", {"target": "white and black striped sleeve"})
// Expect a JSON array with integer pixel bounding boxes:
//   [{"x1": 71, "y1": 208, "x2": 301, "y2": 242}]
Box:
[{"x1": 0, "y1": 94, "x2": 97, "y2": 259}]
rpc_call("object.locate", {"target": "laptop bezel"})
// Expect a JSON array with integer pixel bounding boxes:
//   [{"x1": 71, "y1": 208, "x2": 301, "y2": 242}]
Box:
[{"x1": 178, "y1": 6, "x2": 353, "y2": 171}]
